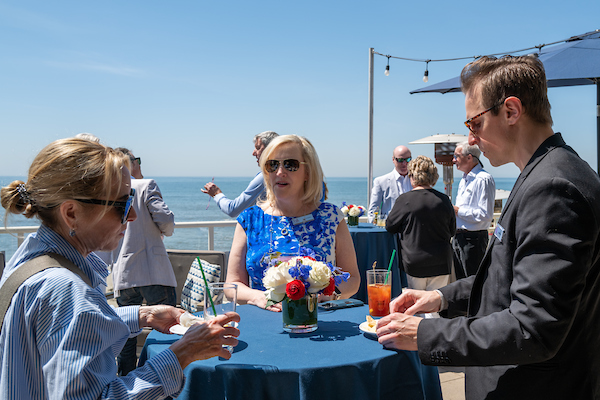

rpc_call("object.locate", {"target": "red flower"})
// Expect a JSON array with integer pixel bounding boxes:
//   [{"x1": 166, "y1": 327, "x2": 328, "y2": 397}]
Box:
[
  {"x1": 286, "y1": 280, "x2": 306, "y2": 300},
  {"x1": 322, "y1": 277, "x2": 336, "y2": 296}
]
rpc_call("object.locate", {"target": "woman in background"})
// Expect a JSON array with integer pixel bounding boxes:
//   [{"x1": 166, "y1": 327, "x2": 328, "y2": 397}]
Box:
[
  {"x1": 386, "y1": 155, "x2": 456, "y2": 293},
  {"x1": 226, "y1": 135, "x2": 360, "y2": 310}
]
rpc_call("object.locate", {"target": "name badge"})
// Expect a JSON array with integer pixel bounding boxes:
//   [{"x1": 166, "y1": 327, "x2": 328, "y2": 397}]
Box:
[
  {"x1": 494, "y1": 223, "x2": 505, "y2": 242},
  {"x1": 291, "y1": 214, "x2": 314, "y2": 225}
]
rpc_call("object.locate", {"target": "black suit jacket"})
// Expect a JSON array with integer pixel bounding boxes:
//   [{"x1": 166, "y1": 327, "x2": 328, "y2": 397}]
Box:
[{"x1": 418, "y1": 134, "x2": 600, "y2": 399}]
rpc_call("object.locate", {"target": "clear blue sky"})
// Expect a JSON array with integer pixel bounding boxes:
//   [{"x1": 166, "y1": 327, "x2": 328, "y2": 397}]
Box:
[{"x1": 1, "y1": 1, "x2": 599, "y2": 180}]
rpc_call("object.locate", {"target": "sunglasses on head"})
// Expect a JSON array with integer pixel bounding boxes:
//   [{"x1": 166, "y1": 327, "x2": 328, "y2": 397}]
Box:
[
  {"x1": 394, "y1": 157, "x2": 412, "y2": 163},
  {"x1": 265, "y1": 159, "x2": 307, "y2": 173},
  {"x1": 76, "y1": 188, "x2": 136, "y2": 224}
]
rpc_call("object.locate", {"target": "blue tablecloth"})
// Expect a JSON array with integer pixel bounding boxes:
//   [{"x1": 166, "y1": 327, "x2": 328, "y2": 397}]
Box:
[
  {"x1": 139, "y1": 304, "x2": 442, "y2": 400},
  {"x1": 348, "y1": 224, "x2": 405, "y2": 302}
]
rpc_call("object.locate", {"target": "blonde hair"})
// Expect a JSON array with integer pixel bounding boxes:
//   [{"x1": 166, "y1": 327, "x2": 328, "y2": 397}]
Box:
[
  {"x1": 1, "y1": 138, "x2": 129, "y2": 229},
  {"x1": 258, "y1": 135, "x2": 327, "y2": 207},
  {"x1": 408, "y1": 155, "x2": 439, "y2": 187}
]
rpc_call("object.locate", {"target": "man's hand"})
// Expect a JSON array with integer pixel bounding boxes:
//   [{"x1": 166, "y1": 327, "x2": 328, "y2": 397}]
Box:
[
  {"x1": 202, "y1": 182, "x2": 223, "y2": 197},
  {"x1": 390, "y1": 289, "x2": 442, "y2": 315},
  {"x1": 376, "y1": 312, "x2": 422, "y2": 351}
]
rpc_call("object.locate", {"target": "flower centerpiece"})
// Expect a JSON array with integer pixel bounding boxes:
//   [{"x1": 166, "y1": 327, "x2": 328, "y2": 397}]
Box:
[
  {"x1": 340, "y1": 203, "x2": 366, "y2": 226},
  {"x1": 262, "y1": 248, "x2": 350, "y2": 333}
]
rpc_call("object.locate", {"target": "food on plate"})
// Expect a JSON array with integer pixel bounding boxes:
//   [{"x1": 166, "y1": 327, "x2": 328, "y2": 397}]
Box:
[
  {"x1": 364, "y1": 315, "x2": 376, "y2": 332},
  {"x1": 179, "y1": 311, "x2": 203, "y2": 328}
]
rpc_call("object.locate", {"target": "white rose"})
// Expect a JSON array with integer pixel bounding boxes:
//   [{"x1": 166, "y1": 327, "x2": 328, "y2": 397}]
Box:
[
  {"x1": 265, "y1": 287, "x2": 286, "y2": 303},
  {"x1": 341, "y1": 205, "x2": 349, "y2": 216},
  {"x1": 263, "y1": 264, "x2": 292, "y2": 295},
  {"x1": 307, "y1": 262, "x2": 332, "y2": 293},
  {"x1": 348, "y1": 206, "x2": 361, "y2": 217}
]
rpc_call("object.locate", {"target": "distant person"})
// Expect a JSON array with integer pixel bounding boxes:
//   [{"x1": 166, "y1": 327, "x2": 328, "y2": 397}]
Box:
[
  {"x1": 368, "y1": 145, "x2": 413, "y2": 222},
  {"x1": 115, "y1": 147, "x2": 143, "y2": 179},
  {"x1": 452, "y1": 141, "x2": 495, "y2": 279},
  {"x1": 376, "y1": 55, "x2": 600, "y2": 399},
  {"x1": 202, "y1": 131, "x2": 279, "y2": 218},
  {"x1": 226, "y1": 135, "x2": 360, "y2": 310},
  {"x1": 112, "y1": 148, "x2": 177, "y2": 376},
  {"x1": 385, "y1": 156, "x2": 455, "y2": 296},
  {"x1": 0, "y1": 138, "x2": 239, "y2": 399}
]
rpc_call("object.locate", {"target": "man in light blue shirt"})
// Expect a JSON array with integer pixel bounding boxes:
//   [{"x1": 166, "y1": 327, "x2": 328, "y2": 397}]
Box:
[
  {"x1": 452, "y1": 141, "x2": 495, "y2": 279},
  {"x1": 202, "y1": 131, "x2": 279, "y2": 218}
]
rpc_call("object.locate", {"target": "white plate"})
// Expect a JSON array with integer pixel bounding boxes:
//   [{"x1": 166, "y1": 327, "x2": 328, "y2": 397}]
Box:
[
  {"x1": 359, "y1": 321, "x2": 378, "y2": 339},
  {"x1": 169, "y1": 324, "x2": 189, "y2": 335}
]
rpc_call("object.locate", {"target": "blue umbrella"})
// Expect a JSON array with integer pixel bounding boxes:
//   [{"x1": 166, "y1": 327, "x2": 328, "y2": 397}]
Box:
[{"x1": 410, "y1": 30, "x2": 600, "y2": 170}]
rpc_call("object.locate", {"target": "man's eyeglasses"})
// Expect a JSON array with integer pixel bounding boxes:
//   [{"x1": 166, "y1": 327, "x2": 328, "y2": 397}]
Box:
[
  {"x1": 130, "y1": 157, "x2": 141, "y2": 166},
  {"x1": 394, "y1": 157, "x2": 412, "y2": 163},
  {"x1": 265, "y1": 159, "x2": 307, "y2": 173},
  {"x1": 76, "y1": 188, "x2": 136, "y2": 224},
  {"x1": 464, "y1": 100, "x2": 504, "y2": 133}
]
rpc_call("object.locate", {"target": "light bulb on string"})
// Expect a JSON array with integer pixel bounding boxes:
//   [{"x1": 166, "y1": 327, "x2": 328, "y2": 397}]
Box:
[
  {"x1": 385, "y1": 56, "x2": 390, "y2": 76},
  {"x1": 423, "y1": 61, "x2": 429, "y2": 83}
]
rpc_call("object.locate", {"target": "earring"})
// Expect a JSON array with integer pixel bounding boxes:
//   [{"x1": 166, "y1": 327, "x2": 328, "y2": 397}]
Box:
[{"x1": 69, "y1": 228, "x2": 76, "y2": 237}]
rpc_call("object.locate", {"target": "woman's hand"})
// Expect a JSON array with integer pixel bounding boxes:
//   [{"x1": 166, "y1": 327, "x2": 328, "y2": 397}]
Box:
[
  {"x1": 170, "y1": 312, "x2": 241, "y2": 369},
  {"x1": 139, "y1": 305, "x2": 185, "y2": 334},
  {"x1": 247, "y1": 292, "x2": 282, "y2": 312}
]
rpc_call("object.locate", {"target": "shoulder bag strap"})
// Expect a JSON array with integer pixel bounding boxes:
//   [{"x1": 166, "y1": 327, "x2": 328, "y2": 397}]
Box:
[{"x1": 0, "y1": 253, "x2": 92, "y2": 332}]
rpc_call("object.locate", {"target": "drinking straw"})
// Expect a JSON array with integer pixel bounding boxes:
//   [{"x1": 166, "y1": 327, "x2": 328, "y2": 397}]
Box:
[
  {"x1": 197, "y1": 256, "x2": 217, "y2": 317},
  {"x1": 205, "y1": 177, "x2": 214, "y2": 209},
  {"x1": 385, "y1": 249, "x2": 396, "y2": 284}
]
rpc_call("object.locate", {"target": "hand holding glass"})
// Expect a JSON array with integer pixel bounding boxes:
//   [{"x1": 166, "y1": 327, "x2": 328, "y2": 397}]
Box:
[{"x1": 204, "y1": 282, "x2": 238, "y2": 353}]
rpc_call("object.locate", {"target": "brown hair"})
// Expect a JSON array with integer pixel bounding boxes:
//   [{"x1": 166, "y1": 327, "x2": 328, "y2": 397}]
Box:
[
  {"x1": 259, "y1": 135, "x2": 327, "y2": 207},
  {"x1": 408, "y1": 155, "x2": 439, "y2": 187},
  {"x1": 461, "y1": 55, "x2": 552, "y2": 125},
  {"x1": 1, "y1": 138, "x2": 129, "y2": 229}
]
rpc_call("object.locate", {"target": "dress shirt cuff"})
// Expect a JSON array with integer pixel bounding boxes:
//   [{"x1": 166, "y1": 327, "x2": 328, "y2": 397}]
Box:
[
  {"x1": 213, "y1": 193, "x2": 226, "y2": 203},
  {"x1": 435, "y1": 289, "x2": 448, "y2": 311},
  {"x1": 115, "y1": 305, "x2": 143, "y2": 336},
  {"x1": 146, "y1": 349, "x2": 185, "y2": 397}
]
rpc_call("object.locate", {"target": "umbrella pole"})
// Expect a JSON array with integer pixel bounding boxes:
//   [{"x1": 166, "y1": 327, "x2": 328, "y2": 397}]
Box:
[
  {"x1": 597, "y1": 80, "x2": 600, "y2": 174},
  {"x1": 368, "y1": 48, "x2": 374, "y2": 205}
]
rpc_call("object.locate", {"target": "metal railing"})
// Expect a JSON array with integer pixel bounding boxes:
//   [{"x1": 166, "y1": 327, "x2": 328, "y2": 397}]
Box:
[{"x1": 0, "y1": 220, "x2": 239, "y2": 251}]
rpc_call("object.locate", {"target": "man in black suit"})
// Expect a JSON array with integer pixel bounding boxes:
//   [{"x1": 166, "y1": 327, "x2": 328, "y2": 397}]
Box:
[{"x1": 376, "y1": 55, "x2": 600, "y2": 399}]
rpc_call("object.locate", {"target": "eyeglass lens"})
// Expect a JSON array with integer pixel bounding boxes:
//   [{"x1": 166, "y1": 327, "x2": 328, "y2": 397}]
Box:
[
  {"x1": 395, "y1": 157, "x2": 411, "y2": 163},
  {"x1": 266, "y1": 159, "x2": 302, "y2": 173}
]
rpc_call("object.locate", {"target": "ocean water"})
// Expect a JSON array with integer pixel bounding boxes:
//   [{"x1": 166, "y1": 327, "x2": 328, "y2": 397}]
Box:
[{"x1": 0, "y1": 176, "x2": 517, "y2": 261}]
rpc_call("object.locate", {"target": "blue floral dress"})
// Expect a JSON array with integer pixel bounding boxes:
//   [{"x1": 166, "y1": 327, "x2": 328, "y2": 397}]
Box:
[{"x1": 237, "y1": 202, "x2": 343, "y2": 290}]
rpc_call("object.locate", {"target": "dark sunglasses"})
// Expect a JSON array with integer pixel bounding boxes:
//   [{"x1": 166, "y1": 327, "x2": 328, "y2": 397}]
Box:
[
  {"x1": 464, "y1": 100, "x2": 504, "y2": 133},
  {"x1": 265, "y1": 159, "x2": 307, "y2": 173},
  {"x1": 394, "y1": 157, "x2": 412, "y2": 163},
  {"x1": 76, "y1": 188, "x2": 136, "y2": 224},
  {"x1": 130, "y1": 157, "x2": 141, "y2": 165}
]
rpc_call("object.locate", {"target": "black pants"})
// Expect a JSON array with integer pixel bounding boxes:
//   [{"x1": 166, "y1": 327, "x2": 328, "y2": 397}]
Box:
[{"x1": 452, "y1": 230, "x2": 489, "y2": 279}]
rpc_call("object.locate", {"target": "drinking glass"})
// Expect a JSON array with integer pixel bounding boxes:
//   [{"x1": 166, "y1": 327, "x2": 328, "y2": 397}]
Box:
[
  {"x1": 367, "y1": 269, "x2": 391, "y2": 317},
  {"x1": 204, "y1": 282, "x2": 238, "y2": 353}
]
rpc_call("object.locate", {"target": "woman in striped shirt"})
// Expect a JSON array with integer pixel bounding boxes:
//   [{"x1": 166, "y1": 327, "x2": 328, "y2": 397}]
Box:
[{"x1": 0, "y1": 138, "x2": 239, "y2": 400}]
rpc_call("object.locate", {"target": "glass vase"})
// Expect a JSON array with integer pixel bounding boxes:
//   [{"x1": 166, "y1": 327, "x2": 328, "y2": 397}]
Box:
[
  {"x1": 282, "y1": 294, "x2": 318, "y2": 333},
  {"x1": 347, "y1": 215, "x2": 359, "y2": 226}
]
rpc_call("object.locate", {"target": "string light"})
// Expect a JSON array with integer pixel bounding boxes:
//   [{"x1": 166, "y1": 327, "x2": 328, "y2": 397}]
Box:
[
  {"x1": 385, "y1": 56, "x2": 390, "y2": 76},
  {"x1": 372, "y1": 30, "x2": 599, "y2": 82}
]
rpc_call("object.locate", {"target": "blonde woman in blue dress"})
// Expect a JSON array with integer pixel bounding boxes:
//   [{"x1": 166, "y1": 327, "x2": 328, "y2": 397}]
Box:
[{"x1": 227, "y1": 135, "x2": 360, "y2": 311}]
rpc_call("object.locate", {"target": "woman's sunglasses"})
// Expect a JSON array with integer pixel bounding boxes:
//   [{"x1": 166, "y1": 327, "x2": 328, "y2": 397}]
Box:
[
  {"x1": 265, "y1": 159, "x2": 307, "y2": 173},
  {"x1": 76, "y1": 188, "x2": 136, "y2": 224}
]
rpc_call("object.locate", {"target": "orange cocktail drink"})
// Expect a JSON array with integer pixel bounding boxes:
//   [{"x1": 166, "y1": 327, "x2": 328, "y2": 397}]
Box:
[
  {"x1": 367, "y1": 284, "x2": 391, "y2": 317},
  {"x1": 366, "y1": 269, "x2": 391, "y2": 317}
]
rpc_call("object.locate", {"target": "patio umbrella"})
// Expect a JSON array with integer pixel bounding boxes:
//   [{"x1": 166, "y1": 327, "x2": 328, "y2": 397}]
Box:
[{"x1": 410, "y1": 30, "x2": 600, "y2": 171}]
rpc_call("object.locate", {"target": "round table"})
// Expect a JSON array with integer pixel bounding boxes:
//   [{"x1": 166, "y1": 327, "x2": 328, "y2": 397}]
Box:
[{"x1": 139, "y1": 304, "x2": 442, "y2": 400}]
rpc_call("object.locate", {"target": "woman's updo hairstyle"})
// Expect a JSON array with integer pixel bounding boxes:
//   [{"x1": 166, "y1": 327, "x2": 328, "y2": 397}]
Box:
[{"x1": 1, "y1": 138, "x2": 129, "y2": 229}]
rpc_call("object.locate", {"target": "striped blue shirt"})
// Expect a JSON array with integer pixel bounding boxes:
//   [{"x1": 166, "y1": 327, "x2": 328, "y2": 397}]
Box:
[{"x1": 0, "y1": 224, "x2": 184, "y2": 399}]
